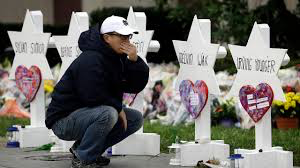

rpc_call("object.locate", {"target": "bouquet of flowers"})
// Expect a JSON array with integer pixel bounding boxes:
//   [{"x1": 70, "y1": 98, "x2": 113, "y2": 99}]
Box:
[{"x1": 272, "y1": 92, "x2": 300, "y2": 118}]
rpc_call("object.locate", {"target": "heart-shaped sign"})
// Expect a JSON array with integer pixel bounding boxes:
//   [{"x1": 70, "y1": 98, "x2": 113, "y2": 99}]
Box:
[
  {"x1": 123, "y1": 93, "x2": 137, "y2": 106},
  {"x1": 15, "y1": 65, "x2": 42, "y2": 102},
  {"x1": 239, "y1": 83, "x2": 274, "y2": 123},
  {"x1": 179, "y1": 80, "x2": 208, "y2": 119}
]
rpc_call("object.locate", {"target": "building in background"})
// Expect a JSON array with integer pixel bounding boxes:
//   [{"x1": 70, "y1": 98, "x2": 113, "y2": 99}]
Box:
[
  {"x1": 0, "y1": 0, "x2": 55, "y2": 25},
  {"x1": 0, "y1": 0, "x2": 298, "y2": 25},
  {"x1": 0, "y1": 0, "x2": 158, "y2": 25}
]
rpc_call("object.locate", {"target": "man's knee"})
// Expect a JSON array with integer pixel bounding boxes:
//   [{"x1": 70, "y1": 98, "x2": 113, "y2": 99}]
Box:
[{"x1": 95, "y1": 105, "x2": 118, "y2": 129}]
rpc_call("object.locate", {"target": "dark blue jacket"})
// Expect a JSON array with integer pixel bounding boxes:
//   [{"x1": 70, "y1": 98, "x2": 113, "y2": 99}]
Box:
[{"x1": 45, "y1": 24, "x2": 149, "y2": 129}]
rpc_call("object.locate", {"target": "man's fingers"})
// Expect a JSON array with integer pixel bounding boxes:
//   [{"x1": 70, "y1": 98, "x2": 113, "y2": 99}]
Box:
[
  {"x1": 120, "y1": 44, "x2": 129, "y2": 50},
  {"x1": 121, "y1": 42, "x2": 137, "y2": 61},
  {"x1": 120, "y1": 42, "x2": 129, "y2": 48},
  {"x1": 120, "y1": 47, "x2": 128, "y2": 53},
  {"x1": 121, "y1": 46, "x2": 134, "y2": 54},
  {"x1": 121, "y1": 42, "x2": 135, "y2": 50}
]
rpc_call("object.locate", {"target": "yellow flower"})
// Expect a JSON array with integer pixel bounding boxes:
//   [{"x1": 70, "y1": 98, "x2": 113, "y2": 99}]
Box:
[
  {"x1": 292, "y1": 95, "x2": 300, "y2": 101},
  {"x1": 287, "y1": 92, "x2": 295, "y2": 98},
  {"x1": 284, "y1": 103, "x2": 290, "y2": 110},
  {"x1": 44, "y1": 80, "x2": 54, "y2": 93},
  {"x1": 294, "y1": 93, "x2": 300, "y2": 103},
  {"x1": 291, "y1": 101, "x2": 296, "y2": 108},
  {"x1": 274, "y1": 100, "x2": 283, "y2": 106},
  {"x1": 44, "y1": 80, "x2": 54, "y2": 86},
  {"x1": 44, "y1": 84, "x2": 54, "y2": 93},
  {"x1": 286, "y1": 97, "x2": 292, "y2": 103}
]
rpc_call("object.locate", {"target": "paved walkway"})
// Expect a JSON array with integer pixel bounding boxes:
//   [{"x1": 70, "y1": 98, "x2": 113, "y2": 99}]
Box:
[
  {"x1": 0, "y1": 147, "x2": 192, "y2": 168},
  {"x1": 0, "y1": 147, "x2": 299, "y2": 168}
]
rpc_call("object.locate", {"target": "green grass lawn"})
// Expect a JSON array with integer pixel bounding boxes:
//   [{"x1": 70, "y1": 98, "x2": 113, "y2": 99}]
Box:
[
  {"x1": 0, "y1": 117, "x2": 299, "y2": 166},
  {"x1": 144, "y1": 120, "x2": 300, "y2": 166},
  {"x1": 0, "y1": 117, "x2": 30, "y2": 137}
]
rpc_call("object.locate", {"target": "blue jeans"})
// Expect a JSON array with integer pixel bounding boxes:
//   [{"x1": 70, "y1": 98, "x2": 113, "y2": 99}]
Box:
[{"x1": 51, "y1": 105, "x2": 143, "y2": 164}]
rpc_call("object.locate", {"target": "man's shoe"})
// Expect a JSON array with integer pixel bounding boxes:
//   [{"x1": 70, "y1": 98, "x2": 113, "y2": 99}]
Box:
[
  {"x1": 96, "y1": 156, "x2": 110, "y2": 166},
  {"x1": 71, "y1": 157, "x2": 102, "y2": 168},
  {"x1": 70, "y1": 147, "x2": 110, "y2": 167}
]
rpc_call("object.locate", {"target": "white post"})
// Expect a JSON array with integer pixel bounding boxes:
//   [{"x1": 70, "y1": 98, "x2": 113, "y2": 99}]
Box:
[
  {"x1": 194, "y1": 20, "x2": 213, "y2": 142},
  {"x1": 195, "y1": 94, "x2": 211, "y2": 141},
  {"x1": 255, "y1": 24, "x2": 272, "y2": 151},
  {"x1": 131, "y1": 91, "x2": 144, "y2": 133},
  {"x1": 30, "y1": 80, "x2": 45, "y2": 127},
  {"x1": 199, "y1": 19, "x2": 211, "y2": 43},
  {"x1": 30, "y1": 11, "x2": 43, "y2": 33},
  {"x1": 29, "y1": 11, "x2": 46, "y2": 128},
  {"x1": 75, "y1": 12, "x2": 89, "y2": 32},
  {"x1": 255, "y1": 108, "x2": 272, "y2": 150}
]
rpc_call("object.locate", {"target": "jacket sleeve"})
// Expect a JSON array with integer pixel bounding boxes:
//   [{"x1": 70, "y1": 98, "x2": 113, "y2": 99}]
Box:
[
  {"x1": 74, "y1": 56, "x2": 122, "y2": 112},
  {"x1": 122, "y1": 56, "x2": 149, "y2": 93}
]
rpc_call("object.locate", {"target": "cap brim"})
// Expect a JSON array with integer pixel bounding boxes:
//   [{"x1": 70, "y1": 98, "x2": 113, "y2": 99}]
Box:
[{"x1": 116, "y1": 27, "x2": 139, "y2": 35}]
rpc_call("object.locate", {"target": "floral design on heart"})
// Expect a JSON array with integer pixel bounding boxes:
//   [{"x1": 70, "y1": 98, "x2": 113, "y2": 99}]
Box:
[
  {"x1": 239, "y1": 83, "x2": 274, "y2": 123},
  {"x1": 15, "y1": 65, "x2": 42, "y2": 102},
  {"x1": 179, "y1": 80, "x2": 208, "y2": 119},
  {"x1": 123, "y1": 93, "x2": 137, "y2": 106}
]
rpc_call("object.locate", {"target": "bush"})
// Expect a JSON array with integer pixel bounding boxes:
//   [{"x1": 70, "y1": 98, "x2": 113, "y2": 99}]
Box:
[
  {"x1": 211, "y1": 98, "x2": 238, "y2": 126},
  {"x1": 89, "y1": 0, "x2": 300, "y2": 72},
  {"x1": 0, "y1": 0, "x2": 299, "y2": 71}
]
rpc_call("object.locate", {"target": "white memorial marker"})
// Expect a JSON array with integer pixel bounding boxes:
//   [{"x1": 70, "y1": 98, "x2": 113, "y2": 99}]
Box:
[
  {"x1": 170, "y1": 15, "x2": 229, "y2": 166},
  {"x1": 53, "y1": 12, "x2": 89, "y2": 81},
  {"x1": 229, "y1": 22, "x2": 293, "y2": 168},
  {"x1": 112, "y1": 6, "x2": 160, "y2": 156},
  {"x1": 127, "y1": 7, "x2": 153, "y2": 63},
  {"x1": 8, "y1": 10, "x2": 53, "y2": 148},
  {"x1": 50, "y1": 12, "x2": 89, "y2": 153},
  {"x1": 228, "y1": 22, "x2": 286, "y2": 102},
  {"x1": 125, "y1": 6, "x2": 154, "y2": 113}
]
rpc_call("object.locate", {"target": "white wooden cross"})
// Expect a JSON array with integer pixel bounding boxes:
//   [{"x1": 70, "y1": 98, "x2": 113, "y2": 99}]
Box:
[
  {"x1": 229, "y1": 22, "x2": 293, "y2": 168},
  {"x1": 228, "y1": 22, "x2": 287, "y2": 151},
  {"x1": 53, "y1": 12, "x2": 89, "y2": 81},
  {"x1": 173, "y1": 15, "x2": 220, "y2": 141},
  {"x1": 112, "y1": 7, "x2": 160, "y2": 156},
  {"x1": 8, "y1": 10, "x2": 53, "y2": 128},
  {"x1": 171, "y1": 15, "x2": 229, "y2": 166},
  {"x1": 50, "y1": 12, "x2": 89, "y2": 153},
  {"x1": 126, "y1": 6, "x2": 154, "y2": 131},
  {"x1": 126, "y1": 6, "x2": 161, "y2": 117}
]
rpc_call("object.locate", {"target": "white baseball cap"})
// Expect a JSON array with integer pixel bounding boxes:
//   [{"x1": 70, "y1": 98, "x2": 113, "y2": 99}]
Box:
[{"x1": 100, "y1": 15, "x2": 138, "y2": 35}]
